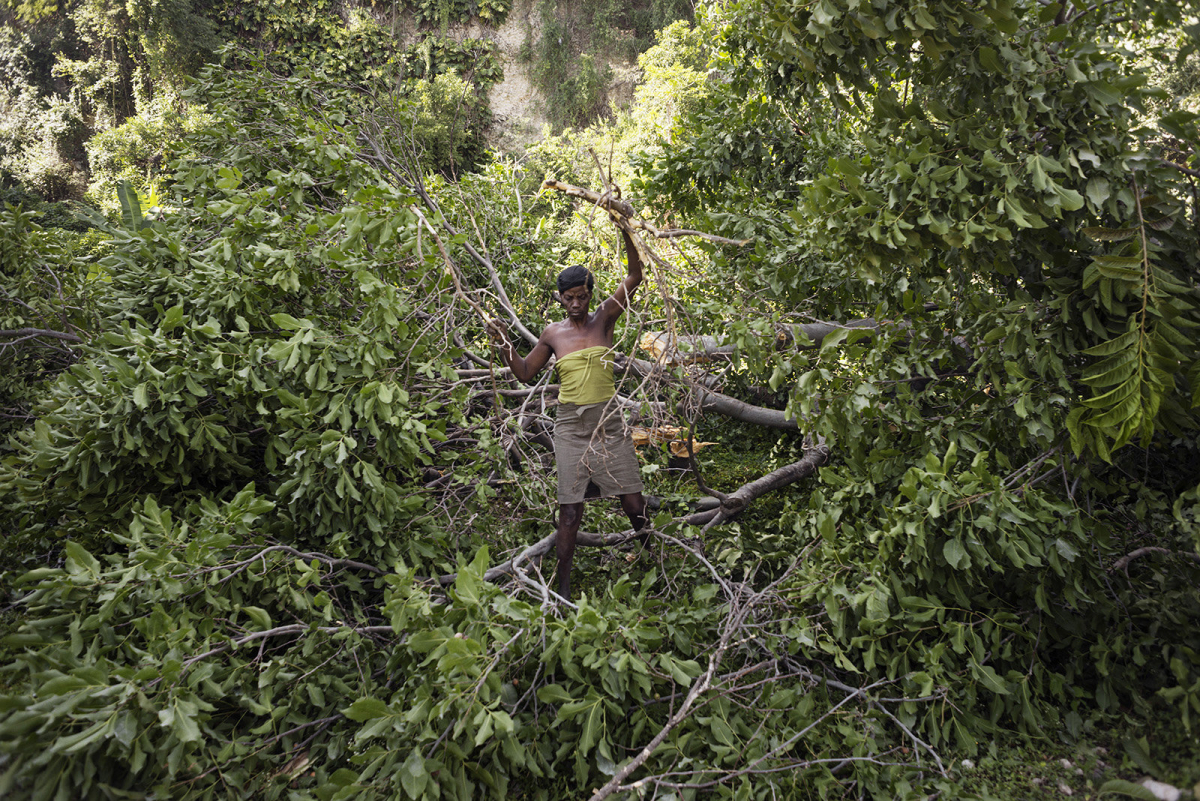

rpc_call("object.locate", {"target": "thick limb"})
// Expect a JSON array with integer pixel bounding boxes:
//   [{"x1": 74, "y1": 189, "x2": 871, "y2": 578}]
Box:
[{"x1": 556, "y1": 502, "x2": 584, "y2": 598}]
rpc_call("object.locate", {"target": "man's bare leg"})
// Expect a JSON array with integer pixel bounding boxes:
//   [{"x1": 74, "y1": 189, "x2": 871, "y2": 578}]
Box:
[
  {"x1": 556, "y1": 502, "x2": 584, "y2": 599},
  {"x1": 620, "y1": 492, "x2": 648, "y2": 547}
]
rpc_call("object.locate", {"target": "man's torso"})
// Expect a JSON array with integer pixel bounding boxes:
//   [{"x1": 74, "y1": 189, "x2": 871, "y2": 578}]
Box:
[{"x1": 543, "y1": 310, "x2": 616, "y2": 360}]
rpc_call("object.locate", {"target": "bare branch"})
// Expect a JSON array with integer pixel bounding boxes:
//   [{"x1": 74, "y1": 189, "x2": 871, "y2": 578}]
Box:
[
  {"x1": 1111, "y1": 547, "x2": 1200, "y2": 573},
  {"x1": 203, "y1": 545, "x2": 385, "y2": 577},
  {"x1": 0, "y1": 327, "x2": 83, "y2": 343}
]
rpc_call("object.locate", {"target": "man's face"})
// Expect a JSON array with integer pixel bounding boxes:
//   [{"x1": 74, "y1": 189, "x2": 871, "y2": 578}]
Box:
[{"x1": 561, "y1": 286, "x2": 592, "y2": 319}]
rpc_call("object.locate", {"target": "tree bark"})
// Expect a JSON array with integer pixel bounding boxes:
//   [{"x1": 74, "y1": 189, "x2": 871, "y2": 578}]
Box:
[{"x1": 691, "y1": 384, "x2": 800, "y2": 430}]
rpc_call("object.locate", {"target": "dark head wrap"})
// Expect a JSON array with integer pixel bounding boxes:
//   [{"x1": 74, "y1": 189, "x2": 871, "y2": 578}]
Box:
[{"x1": 556, "y1": 265, "x2": 594, "y2": 294}]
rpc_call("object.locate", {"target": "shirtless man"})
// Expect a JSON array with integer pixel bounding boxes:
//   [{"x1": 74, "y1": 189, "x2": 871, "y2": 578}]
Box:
[{"x1": 490, "y1": 227, "x2": 647, "y2": 599}]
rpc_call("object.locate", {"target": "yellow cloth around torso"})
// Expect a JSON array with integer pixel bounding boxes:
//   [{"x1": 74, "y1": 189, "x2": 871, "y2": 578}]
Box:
[{"x1": 556, "y1": 346, "x2": 616, "y2": 406}]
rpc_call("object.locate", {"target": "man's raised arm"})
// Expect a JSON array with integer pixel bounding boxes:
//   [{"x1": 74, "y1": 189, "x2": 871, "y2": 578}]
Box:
[{"x1": 601, "y1": 229, "x2": 644, "y2": 320}]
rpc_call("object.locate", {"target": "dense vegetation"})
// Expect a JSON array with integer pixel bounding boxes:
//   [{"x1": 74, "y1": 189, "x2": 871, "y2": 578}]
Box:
[{"x1": 1, "y1": 0, "x2": 1199, "y2": 799}]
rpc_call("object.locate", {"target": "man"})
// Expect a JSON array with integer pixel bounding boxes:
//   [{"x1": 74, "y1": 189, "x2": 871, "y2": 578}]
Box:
[{"x1": 490, "y1": 227, "x2": 647, "y2": 599}]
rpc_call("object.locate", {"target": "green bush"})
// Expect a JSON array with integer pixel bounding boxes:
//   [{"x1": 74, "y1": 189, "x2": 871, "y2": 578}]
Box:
[
  {"x1": 0, "y1": 202, "x2": 96, "y2": 481},
  {"x1": 389, "y1": 72, "x2": 491, "y2": 177},
  {"x1": 0, "y1": 84, "x2": 89, "y2": 201},
  {"x1": 523, "y1": 0, "x2": 693, "y2": 131},
  {"x1": 83, "y1": 97, "x2": 213, "y2": 212},
  {"x1": 526, "y1": 13, "x2": 613, "y2": 130}
]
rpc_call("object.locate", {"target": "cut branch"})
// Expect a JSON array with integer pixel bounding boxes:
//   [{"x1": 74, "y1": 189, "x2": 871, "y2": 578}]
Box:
[
  {"x1": 443, "y1": 448, "x2": 831, "y2": 586},
  {"x1": 718, "y1": 446, "x2": 831, "y2": 517},
  {"x1": 205, "y1": 545, "x2": 385, "y2": 577}
]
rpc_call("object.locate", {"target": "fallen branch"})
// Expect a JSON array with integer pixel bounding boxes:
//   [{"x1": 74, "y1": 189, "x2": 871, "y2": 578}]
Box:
[
  {"x1": 691, "y1": 384, "x2": 801, "y2": 430},
  {"x1": 146, "y1": 623, "x2": 397, "y2": 689},
  {"x1": 720, "y1": 446, "x2": 830, "y2": 516},
  {"x1": 0, "y1": 327, "x2": 84, "y2": 344}
]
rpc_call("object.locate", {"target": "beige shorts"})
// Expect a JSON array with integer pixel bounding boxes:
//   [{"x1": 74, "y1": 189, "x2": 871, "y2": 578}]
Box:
[{"x1": 554, "y1": 401, "x2": 644, "y2": 504}]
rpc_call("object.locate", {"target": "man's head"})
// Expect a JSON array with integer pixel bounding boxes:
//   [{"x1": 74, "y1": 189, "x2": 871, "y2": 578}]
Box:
[
  {"x1": 556, "y1": 265, "x2": 594, "y2": 319},
  {"x1": 556, "y1": 265, "x2": 594, "y2": 295}
]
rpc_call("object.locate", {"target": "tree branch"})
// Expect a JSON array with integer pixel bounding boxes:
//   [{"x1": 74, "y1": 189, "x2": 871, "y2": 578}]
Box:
[
  {"x1": 1111, "y1": 547, "x2": 1200, "y2": 573},
  {"x1": 0, "y1": 327, "x2": 83, "y2": 343},
  {"x1": 542, "y1": 179, "x2": 752, "y2": 247},
  {"x1": 205, "y1": 545, "x2": 385, "y2": 577}
]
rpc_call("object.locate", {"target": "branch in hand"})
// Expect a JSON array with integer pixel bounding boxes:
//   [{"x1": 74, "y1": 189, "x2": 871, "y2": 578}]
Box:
[{"x1": 541, "y1": 179, "x2": 751, "y2": 247}]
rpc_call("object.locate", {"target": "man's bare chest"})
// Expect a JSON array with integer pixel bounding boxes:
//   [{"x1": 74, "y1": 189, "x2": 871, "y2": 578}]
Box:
[{"x1": 548, "y1": 319, "x2": 614, "y2": 358}]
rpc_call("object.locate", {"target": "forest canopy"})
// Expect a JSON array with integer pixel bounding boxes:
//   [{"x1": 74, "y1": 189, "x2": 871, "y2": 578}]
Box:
[{"x1": 1, "y1": 0, "x2": 1199, "y2": 799}]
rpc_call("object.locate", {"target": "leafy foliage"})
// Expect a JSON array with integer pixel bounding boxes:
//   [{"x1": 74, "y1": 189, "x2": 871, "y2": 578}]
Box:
[
  {"x1": 638, "y1": 0, "x2": 1200, "y2": 748},
  {"x1": 0, "y1": 202, "x2": 94, "y2": 464},
  {"x1": 216, "y1": 0, "x2": 504, "y2": 87},
  {"x1": 84, "y1": 95, "x2": 214, "y2": 211},
  {"x1": 407, "y1": 0, "x2": 513, "y2": 28},
  {"x1": 0, "y1": 50, "x2": 88, "y2": 201},
  {"x1": 1, "y1": 2, "x2": 1199, "y2": 799},
  {"x1": 1070, "y1": 188, "x2": 1197, "y2": 453},
  {"x1": 0, "y1": 58, "x2": 950, "y2": 801},
  {"x1": 523, "y1": 0, "x2": 694, "y2": 130}
]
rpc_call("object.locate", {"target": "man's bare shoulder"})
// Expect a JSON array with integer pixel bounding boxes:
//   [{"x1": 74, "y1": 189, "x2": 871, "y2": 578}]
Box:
[{"x1": 540, "y1": 320, "x2": 569, "y2": 346}]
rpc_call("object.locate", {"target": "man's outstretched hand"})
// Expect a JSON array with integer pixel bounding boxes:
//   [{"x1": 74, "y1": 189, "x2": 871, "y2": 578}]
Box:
[{"x1": 485, "y1": 319, "x2": 509, "y2": 346}]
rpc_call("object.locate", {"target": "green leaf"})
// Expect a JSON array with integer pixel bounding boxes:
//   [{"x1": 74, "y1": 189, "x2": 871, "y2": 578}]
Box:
[
  {"x1": 161, "y1": 304, "x2": 185, "y2": 332},
  {"x1": 660, "y1": 656, "x2": 701, "y2": 686},
  {"x1": 343, "y1": 698, "x2": 391, "y2": 721},
  {"x1": 242, "y1": 606, "x2": 272, "y2": 630},
  {"x1": 1121, "y1": 735, "x2": 1163, "y2": 775},
  {"x1": 63, "y1": 541, "x2": 101, "y2": 577},
  {"x1": 1051, "y1": 183, "x2": 1085, "y2": 211},
  {"x1": 1085, "y1": 177, "x2": 1112, "y2": 207},
  {"x1": 969, "y1": 661, "x2": 1011, "y2": 695},
  {"x1": 454, "y1": 563, "x2": 480, "y2": 606},
  {"x1": 117, "y1": 180, "x2": 145, "y2": 231},
  {"x1": 271, "y1": 313, "x2": 307, "y2": 331},
  {"x1": 473, "y1": 710, "x2": 495, "y2": 746},
  {"x1": 536, "y1": 684, "x2": 574, "y2": 704},
  {"x1": 1093, "y1": 255, "x2": 1144, "y2": 281},
  {"x1": 1082, "y1": 330, "x2": 1137, "y2": 357},
  {"x1": 167, "y1": 699, "x2": 202, "y2": 742},
  {"x1": 400, "y1": 750, "x2": 428, "y2": 800},
  {"x1": 978, "y1": 47, "x2": 1003, "y2": 73},
  {"x1": 1082, "y1": 349, "x2": 1139, "y2": 388},
  {"x1": 943, "y1": 539, "x2": 968, "y2": 569},
  {"x1": 579, "y1": 698, "x2": 603, "y2": 755}
]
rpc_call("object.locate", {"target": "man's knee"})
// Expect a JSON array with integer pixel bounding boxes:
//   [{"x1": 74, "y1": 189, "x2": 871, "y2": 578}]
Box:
[
  {"x1": 620, "y1": 493, "x2": 647, "y2": 525},
  {"x1": 558, "y1": 502, "x2": 584, "y2": 529}
]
